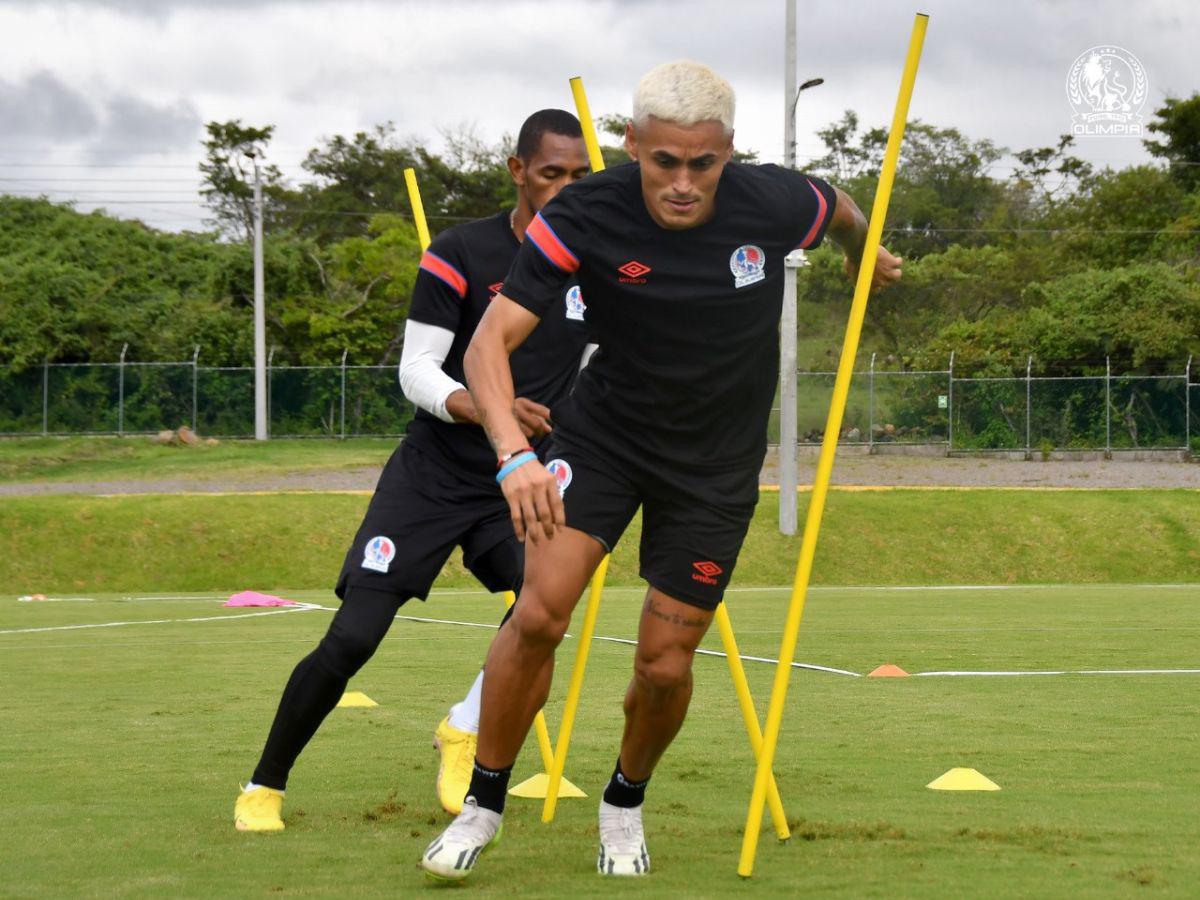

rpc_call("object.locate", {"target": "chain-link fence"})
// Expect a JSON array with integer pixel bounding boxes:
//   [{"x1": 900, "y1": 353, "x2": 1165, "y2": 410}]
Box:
[
  {"x1": 2, "y1": 353, "x2": 1195, "y2": 452},
  {"x1": 771, "y1": 355, "x2": 1196, "y2": 454},
  {"x1": 0, "y1": 357, "x2": 414, "y2": 438}
]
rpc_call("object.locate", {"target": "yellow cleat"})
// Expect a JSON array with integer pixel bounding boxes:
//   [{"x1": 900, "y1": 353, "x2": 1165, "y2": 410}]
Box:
[
  {"x1": 234, "y1": 785, "x2": 285, "y2": 832},
  {"x1": 434, "y1": 717, "x2": 477, "y2": 816}
]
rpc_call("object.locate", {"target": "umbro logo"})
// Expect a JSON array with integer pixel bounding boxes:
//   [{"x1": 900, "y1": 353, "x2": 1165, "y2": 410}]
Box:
[
  {"x1": 487, "y1": 282, "x2": 504, "y2": 300},
  {"x1": 618, "y1": 260, "x2": 651, "y2": 284},
  {"x1": 691, "y1": 560, "x2": 723, "y2": 585}
]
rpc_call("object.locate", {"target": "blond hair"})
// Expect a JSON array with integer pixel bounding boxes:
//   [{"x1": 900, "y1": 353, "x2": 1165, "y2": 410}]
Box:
[{"x1": 632, "y1": 60, "x2": 735, "y2": 134}]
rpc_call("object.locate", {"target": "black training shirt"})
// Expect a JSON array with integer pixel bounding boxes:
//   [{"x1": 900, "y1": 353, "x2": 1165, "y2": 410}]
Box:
[
  {"x1": 500, "y1": 162, "x2": 837, "y2": 470},
  {"x1": 406, "y1": 210, "x2": 590, "y2": 482}
]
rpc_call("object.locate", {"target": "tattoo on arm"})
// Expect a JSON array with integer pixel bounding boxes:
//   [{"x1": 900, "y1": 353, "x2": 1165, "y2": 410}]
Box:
[{"x1": 645, "y1": 597, "x2": 708, "y2": 629}]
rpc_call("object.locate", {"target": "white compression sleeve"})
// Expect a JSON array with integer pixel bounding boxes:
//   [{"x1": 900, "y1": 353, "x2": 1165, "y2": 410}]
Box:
[
  {"x1": 398, "y1": 319, "x2": 466, "y2": 424},
  {"x1": 580, "y1": 342, "x2": 599, "y2": 372}
]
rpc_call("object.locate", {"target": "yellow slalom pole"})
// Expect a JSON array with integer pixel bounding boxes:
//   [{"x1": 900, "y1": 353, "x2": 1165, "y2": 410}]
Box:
[
  {"x1": 403, "y1": 167, "x2": 432, "y2": 251},
  {"x1": 568, "y1": 77, "x2": 606, "y2": 172},
  {"x1": 714, "y1": 605, "x2": 790, "y2": 841},
  {"x1": 737, "y1": 13, "x2": 929, "y2": 878},
  {"x1": 542, "y1": 553, "x2": 610, "y2": 822}
]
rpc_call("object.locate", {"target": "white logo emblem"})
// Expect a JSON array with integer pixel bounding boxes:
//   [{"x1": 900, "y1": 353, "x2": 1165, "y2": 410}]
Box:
[
  {"x1": 729, "y1": 245, "x2": 766, "y2": 288},
  {"x1": 545, "y1": 459, "x2": 573, "y2": 497},
  {"x1": 362, "y1": 535, "x2": 396, "y2": 573},
  {"x1": 564, "y1": 285, "x2": 586, "y2": 321},
  {"x1": 1066, "y1": 46, "x2": 1147, "y2": 137}
]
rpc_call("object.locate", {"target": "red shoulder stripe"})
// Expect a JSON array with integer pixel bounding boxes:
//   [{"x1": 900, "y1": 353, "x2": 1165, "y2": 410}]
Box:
[
  {"x1": 796, "y1": 179, "x2": 830, "y2": 250},
  {"x1": 419, "y1": 251, "x2": 468, "y2": 298},
  {"x1": 526, "y1": 213, "x2": 580, "y2": 273}
]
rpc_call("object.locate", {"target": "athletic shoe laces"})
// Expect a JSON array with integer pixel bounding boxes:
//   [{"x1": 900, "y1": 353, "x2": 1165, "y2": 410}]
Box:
[
  {"x1": 600, "y1": 806, "x2": 643, "y2": 854},
  {"x1": 446, "y1": 798, "x2": 498, "y2": 845}
]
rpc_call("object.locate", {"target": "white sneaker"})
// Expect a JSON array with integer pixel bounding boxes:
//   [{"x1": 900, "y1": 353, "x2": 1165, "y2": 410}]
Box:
[
  {"x1": 597, "y1": 801, "x2": 650, "y2": 876},
  {"x1": 421, "y1": 796, "x2": 502, "y2": 882}
]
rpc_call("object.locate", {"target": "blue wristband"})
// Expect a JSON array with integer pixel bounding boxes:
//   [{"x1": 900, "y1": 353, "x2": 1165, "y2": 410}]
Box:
[{"x1": 495, "y1": 451, "x2": 537, "y2": 484}]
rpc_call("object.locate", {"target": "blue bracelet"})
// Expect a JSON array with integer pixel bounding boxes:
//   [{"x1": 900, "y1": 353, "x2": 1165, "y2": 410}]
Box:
[{"x1": 495, "y1": 451, "x2": 537, "y2": 484}]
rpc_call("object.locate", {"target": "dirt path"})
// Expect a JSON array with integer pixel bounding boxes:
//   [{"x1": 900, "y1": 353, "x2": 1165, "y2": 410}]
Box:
[{"x1": 1, "y1": 452, "x2": 1197, "y2": 496}]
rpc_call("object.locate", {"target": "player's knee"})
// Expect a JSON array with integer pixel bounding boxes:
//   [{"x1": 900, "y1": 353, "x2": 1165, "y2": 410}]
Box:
[
  {"x1": 633, "y1": 647, "x2": 694, "y2": 695},
  {"x1": 314, "y1": 627, "x2": 382, "y2": 680},
  {"x1": 510, "y1": 595, "x2": 570, "y2": 650}
]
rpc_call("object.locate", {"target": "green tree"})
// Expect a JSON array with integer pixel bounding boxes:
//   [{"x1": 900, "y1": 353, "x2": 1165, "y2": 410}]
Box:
[
  {"x1": 199, "y1": 120, "x2": 292, "y2": 243},
  {"x1": 1144, "y1": 93, "x2": 1200, "y2": 191}
]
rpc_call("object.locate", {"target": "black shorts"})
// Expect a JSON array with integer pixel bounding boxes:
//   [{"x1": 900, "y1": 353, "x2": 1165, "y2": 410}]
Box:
[
  {"x1": 335, "y1": 441, "x2": 522, "y2": 604},
  {"x1": 544, "y1": 432, "x2": 760, "y2": 610}
]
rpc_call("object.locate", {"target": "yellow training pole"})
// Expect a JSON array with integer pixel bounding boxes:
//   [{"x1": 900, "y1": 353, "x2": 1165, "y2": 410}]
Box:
[
  {"x1": 568, "y1": 77, "x2": 606, "y2": 172},
  {"x1": 403, "y1": 167, "x2": 432, "y2": 250},
  {"x1": 714, "y1": 605, "x2": 790, "y2": 841},
  {"x1": 542, "y1": 553, "x2": 610, "y2": 822},
  {"x1": 738, "y1": 13, "x2": 928, "y2": 878}
]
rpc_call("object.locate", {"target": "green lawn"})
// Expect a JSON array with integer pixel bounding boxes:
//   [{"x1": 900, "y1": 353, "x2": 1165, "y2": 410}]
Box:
[
  {"x1": 1, "y1": 585, "x2": 1198, "y2": 897},
  {"x1": 3, "y1": 489, "x2": 1199, "y2": 594},
  {"x1": 0, "y1": 436, "x2": 396, "y2": 484}
]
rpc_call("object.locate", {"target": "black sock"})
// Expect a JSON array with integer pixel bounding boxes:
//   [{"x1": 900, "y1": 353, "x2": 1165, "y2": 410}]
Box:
[
  {"x1": 602, "y1": 758, "x2": 649, "y2": 808},
  {"x1": 466, "y1": 760, "x2": 512, "y2": 815}
]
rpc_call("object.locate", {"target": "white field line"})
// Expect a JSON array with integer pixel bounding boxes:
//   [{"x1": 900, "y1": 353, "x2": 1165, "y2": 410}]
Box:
[
  {"x1": 0, "y1": 602, "x2": 322, "y2": 635},
  {"x1": 253, "y1": 603, "x2": 865, "y2": 677},
  {"x1": 17, "y1": 596, "x2": 95, "y2": 603},
  {"x1": 587, "y1": 633, "x2": 860, "y2": 677},
  {"x1": 8, "y1": 589, "x2": 1199, "y2": 679}
]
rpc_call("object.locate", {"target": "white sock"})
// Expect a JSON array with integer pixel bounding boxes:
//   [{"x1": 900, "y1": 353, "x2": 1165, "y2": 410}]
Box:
[
  {"x1": 447, "y1": 670, "x2": 484, "y2": 734},
  {"x1": 243, "y1": 781, "x2": 282, "y2": 795}
]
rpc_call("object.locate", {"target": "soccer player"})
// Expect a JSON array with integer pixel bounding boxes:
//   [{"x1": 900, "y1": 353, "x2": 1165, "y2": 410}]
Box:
[
  {"x1": 421, "y1": 61, "x2": 902, "y2": 880},
  {"x1": 234, "y1": 109, "x2": 593, "y2": 832}
]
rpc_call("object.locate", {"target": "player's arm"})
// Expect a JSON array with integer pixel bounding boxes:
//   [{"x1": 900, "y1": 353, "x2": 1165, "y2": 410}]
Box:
[
  {"x1": 825, "y1": 185, "x2": 902, "y2": 292},
  {"x1": 464, "y1": 295, "x2": 564, "y2": 543},
  {"x1": 398, "y1": 320, "x2": 477, "y2": 424}
]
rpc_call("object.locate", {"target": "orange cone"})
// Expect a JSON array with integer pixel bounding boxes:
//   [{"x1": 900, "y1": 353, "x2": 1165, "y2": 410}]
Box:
[{"x1": 868, "y1": 664, "x2": 909, "y2": 678}]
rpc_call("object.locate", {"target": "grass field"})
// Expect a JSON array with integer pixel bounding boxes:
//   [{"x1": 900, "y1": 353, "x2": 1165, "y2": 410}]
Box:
[
  {"x1": 2, "y1": 584, "x2": 1199, "y2": 897},
  {"x1": 3, "y1": 488, "x2": 1200, "y2": 593},
  {"x1": 0, "y1": 437, "x2": 395, "y2": 484}
]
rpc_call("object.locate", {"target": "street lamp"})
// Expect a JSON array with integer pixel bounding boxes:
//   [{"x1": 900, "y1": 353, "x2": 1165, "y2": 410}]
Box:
[{"x1": 786, "y1": 77, "x2": 824, "y2": 168}]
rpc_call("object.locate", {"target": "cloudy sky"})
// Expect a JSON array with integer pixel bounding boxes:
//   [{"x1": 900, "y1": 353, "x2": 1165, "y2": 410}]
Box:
[{"x1": 0, "y1": 0, "x2": 1195, "y2": 232}]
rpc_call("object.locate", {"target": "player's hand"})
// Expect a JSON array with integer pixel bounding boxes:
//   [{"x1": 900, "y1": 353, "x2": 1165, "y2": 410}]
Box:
[
  {"x1": 499, "y1": 459, "x2": 564, "y2": 544},
  {"x1": 844, "y1": 245, "x2": 902, "y2": 293},
  {"x1": 513, "y1": 397, "x2": 553, "y2": 439}
]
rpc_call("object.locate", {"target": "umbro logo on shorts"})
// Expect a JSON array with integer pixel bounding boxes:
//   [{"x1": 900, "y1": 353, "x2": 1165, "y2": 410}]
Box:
[
  {"x1": 487, "y1": 282, "x2": 504, "y2": 300},
  {"x1": 691, "y1": 560, "x2": 723, "y2": 586},
  {"x1": 617, "y1": 260, "x2": 651, "y2": 284}
]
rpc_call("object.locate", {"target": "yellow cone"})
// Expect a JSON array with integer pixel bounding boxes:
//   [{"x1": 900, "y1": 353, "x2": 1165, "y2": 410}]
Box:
[
  {"x1": 336, "y1": 691, "x2": 378, "y2": 708},
  {"x1": 508, "y1": 772, "x2": 587, "y2": 799},
  {"x1": 926, "y1": 767, "x2": 1000, "y2": 791}
]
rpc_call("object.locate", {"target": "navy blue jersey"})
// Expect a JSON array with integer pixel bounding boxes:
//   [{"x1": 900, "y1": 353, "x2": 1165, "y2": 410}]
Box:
[
  {"x1": 406, "y1": 211, "x2": 590, "y2": 483},
  {"x1": 499, "y1": 162, "x2": 837, "y2": 469}
]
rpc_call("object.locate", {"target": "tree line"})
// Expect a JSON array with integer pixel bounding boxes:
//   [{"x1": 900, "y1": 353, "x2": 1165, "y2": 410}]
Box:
[{"x1": 0, "y1": 96, "x2": 1197, "y2": 374}]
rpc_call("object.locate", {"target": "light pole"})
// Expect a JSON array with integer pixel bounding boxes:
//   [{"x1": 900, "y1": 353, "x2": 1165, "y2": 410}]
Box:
[
  {"x1": 785, "y1": 77, "x2": 825, "y2": 168},
  {"x1": 783, "y1": 3, "x2": 823, "y2": 168},
  {"x1": 248, "y1": 151, "x2": 267, "y2": 441}
]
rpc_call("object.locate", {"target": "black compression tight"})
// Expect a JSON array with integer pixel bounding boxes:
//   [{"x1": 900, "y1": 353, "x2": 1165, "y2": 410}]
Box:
[
  {"x1": 251, "y1": 589, "x2": 403, "y2": 790},
  {"x1": 250, "y1": 569, "x2": 520, "y2": 791}
]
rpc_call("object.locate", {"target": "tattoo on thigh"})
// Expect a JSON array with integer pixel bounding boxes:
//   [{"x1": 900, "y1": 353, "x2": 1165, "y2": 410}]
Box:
[{"x1": 645, "y1": 597, "x2": 707, "y2": 629}]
